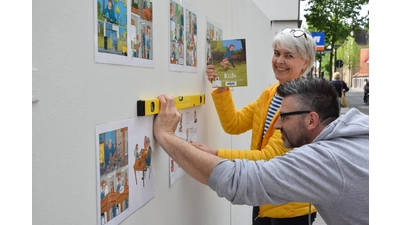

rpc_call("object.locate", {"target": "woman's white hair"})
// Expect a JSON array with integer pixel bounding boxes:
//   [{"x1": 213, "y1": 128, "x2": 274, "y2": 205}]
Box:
[{"x1": 272, "y1": 28, "x2": 316, "y2": 77}]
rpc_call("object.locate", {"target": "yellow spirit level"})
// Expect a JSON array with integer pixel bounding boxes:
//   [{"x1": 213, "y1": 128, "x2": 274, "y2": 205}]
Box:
[{"x1": 137, "y1": 94, "x2": 205, "y2": 116}]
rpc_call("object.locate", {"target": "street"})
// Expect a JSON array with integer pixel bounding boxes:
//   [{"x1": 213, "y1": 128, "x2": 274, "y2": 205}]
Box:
[{"x1": 340, "y1": 88, "x2": 369, "y2": 116}]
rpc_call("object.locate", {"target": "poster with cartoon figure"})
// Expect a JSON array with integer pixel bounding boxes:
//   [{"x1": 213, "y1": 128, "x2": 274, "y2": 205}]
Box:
[
  {"x1": 168, "y1": 0, "x2": 198, "y2": 73},
  {"x1": 95, "y1": 0, "x2": 154, "y2": 68},
  {"x1": 169, "y1": 0, "x2": 185, "y2": 71},
  {"x1": 206, "y1": 17, "x2": 223, "y2": 66},
  {"x1": 210, "y1": 38, "x2": 248, "y2": 87},
  {"x1": 96, "y1": 116, "x2": 155, "y2": 225},
  {"x1": 184, "y1": 3, "x2": 198, "y2": 73},
  {"x1": 170, "y1": 108, "x2": 199, "y2": 185}
]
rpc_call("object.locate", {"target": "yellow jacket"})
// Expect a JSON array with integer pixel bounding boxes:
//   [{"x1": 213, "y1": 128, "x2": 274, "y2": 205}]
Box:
[{"x1": 211, "y1": 83, "x2": 316, "y2": 218}]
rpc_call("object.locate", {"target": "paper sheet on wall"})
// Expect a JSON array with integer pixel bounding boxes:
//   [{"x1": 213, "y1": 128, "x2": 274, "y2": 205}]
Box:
[
  {"x1": 169, "y1": 0, "x2": 198, "y2": 73},
  {"x1": 94, "y1": 0, "x2": 154, "y2": 68},
  {"x1": 206, "y1": 17, "x2": 223, "y2": 66},
  {"x1": 96, "y1": 116, "x2": 156, "y2": 225},
  {"x1": 169, "y1": 107, "x2": 199, "y2": 185}
]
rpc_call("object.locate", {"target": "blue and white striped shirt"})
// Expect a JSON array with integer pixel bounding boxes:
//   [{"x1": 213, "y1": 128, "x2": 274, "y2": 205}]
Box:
[{"x1": 262, "y1": 94, "x2": 282, "y2": 139}]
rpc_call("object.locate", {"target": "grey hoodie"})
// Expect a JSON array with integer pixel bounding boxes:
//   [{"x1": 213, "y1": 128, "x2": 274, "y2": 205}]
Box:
[{"x1": 209, "y1": 108, "x2": 369, "y2": 225}]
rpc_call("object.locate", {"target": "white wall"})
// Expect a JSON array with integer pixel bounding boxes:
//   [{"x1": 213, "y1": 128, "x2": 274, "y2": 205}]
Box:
[
  {"x1": 253, "y1": 0, "x2": 300, "y2": 20},
  {"x1": 32, "y1": 0, "x2": 298, "y2": 224}
]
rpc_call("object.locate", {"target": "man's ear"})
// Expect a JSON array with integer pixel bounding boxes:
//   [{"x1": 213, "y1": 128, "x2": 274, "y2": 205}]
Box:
[{"x1": 306, "y1": 112, "x2": 319, "y2": 130}]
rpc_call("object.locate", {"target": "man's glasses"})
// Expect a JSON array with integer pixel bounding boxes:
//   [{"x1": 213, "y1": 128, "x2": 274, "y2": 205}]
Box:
[
  {"x1": 281, "y1": 28, "x2": 309, "y2": 40},
  {"x1": 279, "y1": 110, "x2": 311, "y2": 121}
]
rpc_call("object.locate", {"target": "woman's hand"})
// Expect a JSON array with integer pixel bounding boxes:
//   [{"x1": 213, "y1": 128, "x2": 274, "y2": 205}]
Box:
[
  {"x1": 205, "y1": 65, "x2": 228, "y2": 92},
  {"x1": 190, "y1": 141, "x2": 218, "y2": 156},
  {"x1": 205, "y1": 65, "x2": 218, "y2": 83}
]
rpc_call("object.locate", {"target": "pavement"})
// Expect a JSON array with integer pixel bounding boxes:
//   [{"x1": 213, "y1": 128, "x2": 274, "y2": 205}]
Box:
[
  {"x1": 340, "y1": 106, "x2": 351, "y2": 115},
  {"x1": 340, "y1": 88, "x2": 369, "y2": 115}
]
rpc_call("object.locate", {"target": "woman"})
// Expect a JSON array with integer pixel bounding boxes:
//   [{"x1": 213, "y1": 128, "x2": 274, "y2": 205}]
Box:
[
  {"x1": 331, "y1": 72, "x2": 349, "y2": 112},
  {"x1": 200, "y1": 27, "x2": 317, "y2": 225}
]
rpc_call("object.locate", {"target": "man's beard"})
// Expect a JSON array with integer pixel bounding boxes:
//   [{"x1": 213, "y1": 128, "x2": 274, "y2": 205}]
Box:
[{"x1": 281, "y1": 128, "x2": 310, "y2": 148}]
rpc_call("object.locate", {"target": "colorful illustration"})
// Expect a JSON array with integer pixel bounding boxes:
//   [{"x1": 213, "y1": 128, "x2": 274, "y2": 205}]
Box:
[
  {"x1": 185, "y1": 9, "x2": 197, "y2": 68},
  {"x1": 97, "y1": 0, "x2": 128, "y2": 55},
  {"x1": 98, "y1": 128, "x2": 129, "y2": 224},
  {"x1": 169, "y1": 0, "x2": 198, "y2": 72},
  {"x1": 130, "y1": 0, "x2": 153, "y2": 60},
  {"x1": 169, "y1": 0, "x2": 185, "y2": 69},
  {"x1": 206, "y1": 18, "x2": 223, "y2": 66},
  {"x1": 95, "y1": 0, "x2": 154, "y2": 67},
  {"x1": 170, "y1": 108, "x2": 199, "y2": 185},
  {"x1": 211, "y1": 39, "x2": 248, "y2": 87},
  {"x1": 133, "y1": 135, "x2": 153, "y2": 187},
  {"x1": 96, "y1": 117, "x2": 155, "y2": 225}
]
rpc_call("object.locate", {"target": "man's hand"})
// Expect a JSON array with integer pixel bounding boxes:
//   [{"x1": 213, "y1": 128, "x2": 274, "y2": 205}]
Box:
[
  {"x1": 153, "y1": 94, "x2": 224, "y2": 186},
  {"x1": 153, "y1": 94, "x2": 181, "y2": 140}
]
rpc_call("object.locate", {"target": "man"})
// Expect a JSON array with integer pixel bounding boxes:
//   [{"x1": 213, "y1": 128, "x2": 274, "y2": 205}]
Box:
[
  {"x1": 116, "y1": 172, "x2": 122, "y2": 191},
  {"x1": 141, "y1": 27, "x2": 146, "y2": 58},
  {"x1": 222, "y1": 44, "x2": 236, "y2": 69},
  {"x1": 105, "y1": 138, "x2": 115, "y2": 167},
  {"x1": 103, "y1": 0, "x2": 116, "y2": 24},
  {"x1": 171, "y1": 44, "x2": 177, "y2": 62},
  {"x1": 100, "y1": 180, "x2": 108, "y2": 200},
  {"x1": 363, "y1": 79, "x2": 369, "y2": 103},
  {"x1": 153, "y1": 77, "x2": 369, "y2": 224},
  {"x1": 103, "y1": 0, "x2": 118, "y2": 51},
  {"x1": 146, "y1": 25, "x2": 151, "y2": 59}
]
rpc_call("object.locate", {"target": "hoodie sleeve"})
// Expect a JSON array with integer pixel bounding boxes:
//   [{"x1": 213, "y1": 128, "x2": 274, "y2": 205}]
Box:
[{"x1": 209, "y1": 148, "x2": 345, "y2": 207}]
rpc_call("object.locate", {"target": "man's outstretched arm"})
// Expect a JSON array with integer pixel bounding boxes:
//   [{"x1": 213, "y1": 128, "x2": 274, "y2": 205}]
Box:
[{"x1": 153, "y1": 94, "x2": 224, "y2": 185}]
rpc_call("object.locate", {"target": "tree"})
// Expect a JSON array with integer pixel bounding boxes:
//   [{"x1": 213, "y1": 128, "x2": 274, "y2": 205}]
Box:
[
  {"x1": 336, "y1": 36, "x2": 360, "y2": 83},
  {"x1": 321, "y1": 53, "x2": 331, "y2": 79},
  {"x1": 304, "y1": 0, "x2": 368, "y2": 80},
  {"x1": 319, "y1": 38, "x2": 360, "y2": 81}
]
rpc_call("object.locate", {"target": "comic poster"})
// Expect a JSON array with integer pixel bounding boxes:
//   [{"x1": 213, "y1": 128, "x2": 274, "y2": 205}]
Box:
[
  {"x1": 96, "y1": 116, "x2": 155, "y2": 225},
  {"x1": 169, "y1": 0, "x2": 185, "y2": 71},
  {"x1": 169, "y1": 0, "x2": 198, "y2": 73},
  {"x1": 183, "y1": 3, "x2": 198, "y2": 73},
  {"x1": 205, "y1": 17, "x2": 223, "y2": 66},
  {"x1": 210, "y1": 39, "x2": 248, "y2": 88},
  {"x1": 170, "y1": 107, "x2": 199, "y2": 185},
  {"x1": 94, "y1": 0, "x2": 154, "y2": 67}
]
